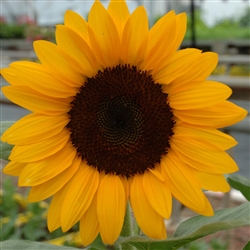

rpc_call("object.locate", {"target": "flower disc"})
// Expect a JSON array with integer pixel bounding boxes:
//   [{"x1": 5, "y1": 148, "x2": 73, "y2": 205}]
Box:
[{"x1": 67, "y1": 65, "x2": 174, "y2": 177}]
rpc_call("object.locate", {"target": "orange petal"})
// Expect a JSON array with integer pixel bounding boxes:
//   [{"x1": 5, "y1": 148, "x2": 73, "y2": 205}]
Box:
[
  {"x1": 141, "y1": 11, "x2": 176, "y2": 70},
  {"x1": 188, "y1": 194, "x2": 214, "y2": 216},
  {"x1": 2, "y1": 113, "x2": 69, "y2": 145},
  {"x1": 56, "y1": 25, "x2": 98, "y2": 77},
  {"x1": 107, "y1": 0, "x2": 130, "y2": 40},
  {"x1": 80, "y1": 193, "x2": 99, "y2": 247},
  {"x1": 161, "y1": 150, "x2": 213, "y2": 215},
  {"x1": 149, "y1": 166, "x2": 165, "y2": 182},
  {"x1": 1, "y1": 68, "x2": 22, "y2": 86},
  {"x1": 61, "y1": 163, "x2": 99, "y2": 232},
  {"x1": 130, "y1": 174, "x2": 167, "y2": 239},
  {"x1": 64, "y1": 10, "x2": 90, "y2": 44},
  {"x1": 9, "y1": 61, "x2": 77, "y2": 98},
  {"x1": 174, "y1": 100, "x2": 247, "y2": 128},
  {"x1": 33, "y1": 40, "x2": 84, "y2": 87},
  {"x1": 2, "y1": 86, "x2": 70, "y2": 116},
  {"x1": 143, "y1": 170, "x2": 172, "y2": 219},
  {"x1": 18, "y1": 141, "x2": 76, "y2": 186},
  {"x1": 3, "y1": 161, "x2": 26, "y2": 176},
  {"x1": 171, "y1": 52, "x2": 218, "y2": 85},
  {"x1": 120, "y1": 175, "x2": 129, "y2": 202},
  {"x1": 192, "y1": 169, "x2": 230, "y2": 192},
  {"x1": 153, "y1": 48, "x2": 201, "y2": 84},
  {"x1": 168, "y1": 13, "x2": 187, "y2": 54},
  {"x1": 28, "y1": 156, "x2": 81, "y2": 202},
  {"x1": 10, "y1": 128, "x2": 70, "y2": 163},
  {"x1": 171, "y1": 136, "x2": 239, "y2": 174},
  {"x1": 97, "y1": 174, "x2": 126, "y2": 245},
  {"x1": 169, "y1": 81, "x2": 232, "y2": 110},
  {"x1": 121, "y1": 6, "x2": 148, "y2": 65},
  {"x1": 88, "y1": 0, "x2": 120, "y2": 67},
  {"x1": 173, "y1": 123, "x2": 237, "y2": 150},
  {"x1": 47, "y1": 184, "x2": 69, "y2": 231}
]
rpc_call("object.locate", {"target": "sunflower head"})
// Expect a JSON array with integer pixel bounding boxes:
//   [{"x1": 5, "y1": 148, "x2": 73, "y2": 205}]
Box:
[{"x1": 1, "y1": 0, "x2": 247, "y2": 247}]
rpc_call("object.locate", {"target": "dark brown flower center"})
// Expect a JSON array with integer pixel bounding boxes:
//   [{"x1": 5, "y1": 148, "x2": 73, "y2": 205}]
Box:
[{"x1": 67, "y1": 65, "x2": 174, "y2": 177}]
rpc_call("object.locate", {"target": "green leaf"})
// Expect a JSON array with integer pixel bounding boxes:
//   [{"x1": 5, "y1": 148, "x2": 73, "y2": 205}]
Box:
[
  {"x1": 243, "y1": 241, "x2": 250, "y2": 250},
  {"x1": 86, "y1": 234, "x2": 108, "y2": 250},
  {"x1": 116, "y1": 202, "x2": 250, "y2": 250},
  {"x1": 227, "y1": 174, "x2": 250, "y2": 201},
  {"x1": 1, "y1": 240, "x2": 77, "y2": 249},
  {"x1": 0, "y1": 121, "x2": 15, "y2": 160},
  {"x1": 174, "y1": 202, "x2": 250, "y2": 238}
]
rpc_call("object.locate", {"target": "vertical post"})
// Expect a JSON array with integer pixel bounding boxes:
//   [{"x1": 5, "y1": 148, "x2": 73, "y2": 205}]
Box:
[
  {"x1": 165, "y1": 0, "x2": 171, "y2": 14},
  {"x1": 149, "y1": 0, "x2": 154, "y2": 27},
  {"x1": 171, "y1": 198, "x2": 182, "y2": 225},
  {"x1": 190, "y1": 0, "x2": 196, "y2": 48}
]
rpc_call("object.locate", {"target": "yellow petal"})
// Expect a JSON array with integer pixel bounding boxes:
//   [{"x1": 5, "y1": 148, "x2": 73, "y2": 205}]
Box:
[
  {"x1": 3, "y1": 161, "x2": 26, "y2": 176},
  {"x1": 48, "y1": 184, "x2": 69, "y2": 231},
  {"x1": 120, "y1": 175, "x2": 129, "y2": 202},
  {"x1": 187, "y1": 52, "x2": 219, "y2": 81},
  {"x1": 2, "y1": 86, "x2": 70, "y2": 116},
  {"x1": 107, "y1": 0, "x2": 130, "y2": 40},
  {"x1": 163, "y1": 81, "x2": 202, "y2": 99},
  {"x1": 168, "y1": 13, "x2": 187, "y2": 54},
  {"x1": 174, "y1": 100, "x2": 248, "y2": 128},
  {"x1": 61, "y1": 163, "x2": 99, "y2": 232},
  {"x1": 130, "y1": 174, "x2": 167, "y2": 239},
  {"x1": 33, "y1": 41, "x2": 84, "y2": 87},
  {"x1": 149, "y1": 166, "x2": 165, "y2": 182},
  {"x1": 119, "y1": 13, "x2": 185, "y2": 75},
  {"x1": 169, "y1": 81, "x2": 232, "y2": 110},
  {"x1": 171, "y1": 136, "x2": 239, "y2": 174},
  {"x1": 80, "y1": 193, "x2": 99, "y2": 247},
  {"x1": 56, "y1": 25, "x2": 98, "y2": 77},
  {"x1": 18, "y1": 141, "x2": 76, "y2": 186},
  {"x1": 2, "y1": 113, "x2": 69, "y2": 145},
  {"x1": 143, "y1": 170, "x2": 172, "y2": 219},
  {"x1": 1, "y1": 68, "x2": 21, "y2": 86},
  {"x1": 192, "y1": 169, "x2": 230, "y2": 192},
  {"x1": 28, "y1": 156, "x2": 81, "y2": 202},
  {"x1": 173, "y1": 123, "x2": 237, "y2": 150},
  {"x1": 9, "y1": 61, "x2": 77, "y2": 98},
  {"x1": 88, "y1": 1, "x2": 120, "y2": 67},
  {"x1": 193, "y1": 195, "x2": 214, "y2": 216},
  {"x1": 153, "y1": 49, "x2": 202, "y2": 84},
  {"x1": 171, "y1": 52, "x2": 218, "y2": 84},
  {"x1": 121, "y1": 6, "x2": 148, "y2": 65},
  {"x1": 97, "y1": 174, "x2": 126, "y2": 245},
  {"x1": 64, "y1": 10, "x2": 90, "y2": 44},
  {"x1": 10, "y1": 128, "x2": 70, "y2": 163},
  {"x1": 141, "y1": 11, "x2": 176, "y2": 70},
  {"x1": 161, "y1": 151, "x2": 213, "y2": 215}
]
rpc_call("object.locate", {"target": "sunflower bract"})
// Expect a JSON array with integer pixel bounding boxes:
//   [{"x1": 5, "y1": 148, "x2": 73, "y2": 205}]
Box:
[{"x1": 1, "y1": 0, "x2": 247, "y2": 246}]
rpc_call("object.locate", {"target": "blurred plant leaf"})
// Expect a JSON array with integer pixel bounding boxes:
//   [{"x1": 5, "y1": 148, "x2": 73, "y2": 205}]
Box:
[
  {"x1": 116, "y1": 202, "x2": 250, "y2": 250},
  {"x1": 0, "y1": 121, "x2": 14, "y2": 160},
  {"x1": 243, "y1": 241, "x2": 250, "y2": 250},
  {"x1": 174, "y1": 202, "x2": 249, "y2": 238},
  {"x1": 227, "y1": 174, "x2": 250, "y2": 201},
  {"x1": 2, "y1": 240, "x2": 77, "y2": 249}
]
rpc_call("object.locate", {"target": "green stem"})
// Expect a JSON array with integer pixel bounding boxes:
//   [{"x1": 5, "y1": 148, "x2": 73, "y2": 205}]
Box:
[
  {"x1": 133, "y1": 219, "x2": 141, "y2": 236},
  {"x1": 120, "y1": 202, "x2": 134, "y2": 250},
  {"x1": 120, "y1": 202, "x2": 133, "y2": 237}
]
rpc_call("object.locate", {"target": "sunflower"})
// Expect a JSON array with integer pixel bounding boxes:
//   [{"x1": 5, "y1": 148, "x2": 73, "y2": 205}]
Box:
[{"x1": 1, "y1": 0, "x2": 247, "y2": 246}]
